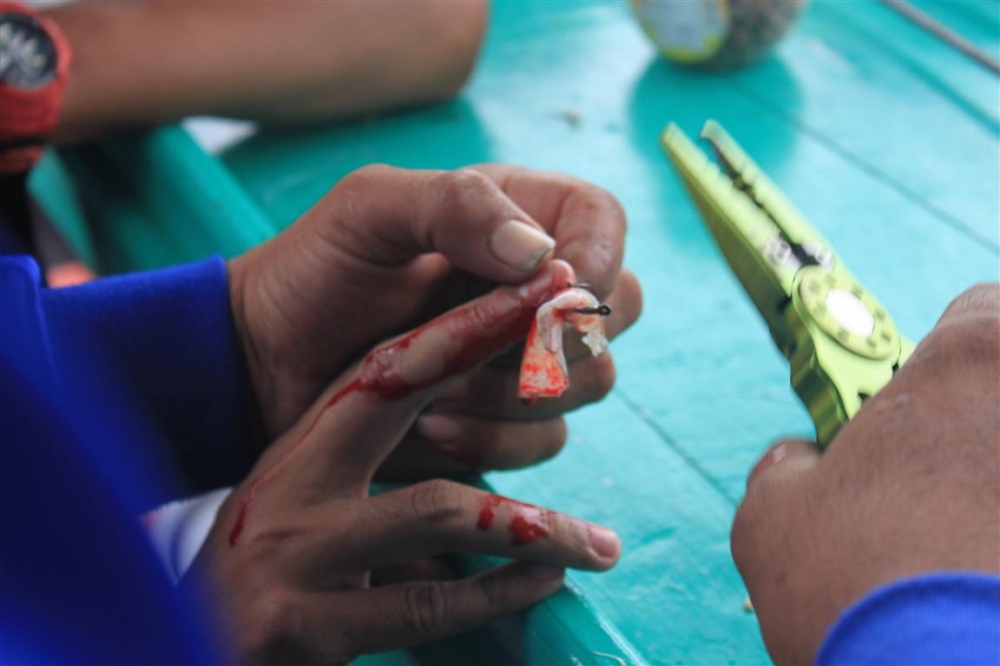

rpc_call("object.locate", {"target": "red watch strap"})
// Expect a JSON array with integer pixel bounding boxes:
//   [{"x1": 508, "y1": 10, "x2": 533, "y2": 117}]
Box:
[{"x1": 0, "y1": 1, "x2": 72, "y2": 174}]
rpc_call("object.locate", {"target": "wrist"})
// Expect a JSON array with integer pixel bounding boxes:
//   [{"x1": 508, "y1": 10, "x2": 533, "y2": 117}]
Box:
[
  {"x1": 228, "y1": 254, "x2": 266, "y2": 428},
  {"x1": 227, "y1": 253, "x2": 282, "y2": 444}
]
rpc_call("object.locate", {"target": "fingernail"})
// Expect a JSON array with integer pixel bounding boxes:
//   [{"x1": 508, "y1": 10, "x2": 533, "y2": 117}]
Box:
[
  {"x1": 524, "y1": 563, "x2": 565, "y2": 580},
  {"x1": 416, "y1": 414, "x2": 461, "y2": 442},
  {"x1": 491, "y1": 220, "x2": 556, "y2": 272},
  {"x1": 588, "y1": 525, "x2": 621, "y2": 560},
  {"x1": 749, "y1": 442, "x2": 789, "y2": 483}
]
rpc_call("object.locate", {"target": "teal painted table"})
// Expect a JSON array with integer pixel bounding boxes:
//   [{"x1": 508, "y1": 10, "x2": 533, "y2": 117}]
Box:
[{"x1": 33, "y1": 1, "x2": 999, "y2": 663}]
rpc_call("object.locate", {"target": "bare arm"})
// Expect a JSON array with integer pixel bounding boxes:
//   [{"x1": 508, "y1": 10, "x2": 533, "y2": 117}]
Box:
[{"x1": 46, "y1": 0, "x2": 488, "y2": 144}]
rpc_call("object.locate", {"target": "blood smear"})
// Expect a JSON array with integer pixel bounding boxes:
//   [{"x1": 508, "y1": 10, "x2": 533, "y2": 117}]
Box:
[
  {"x1": 476, "y1": 494, "x2": 552, "y2": 545},
  {"x1": 229, "y1": 269, "x2": 571, "y2": 546}
]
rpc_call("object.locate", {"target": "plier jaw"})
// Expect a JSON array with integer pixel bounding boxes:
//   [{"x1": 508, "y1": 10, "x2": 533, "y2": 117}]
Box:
[{"x1": 662, "y1": 121, "x2": 915, "y2": 448}]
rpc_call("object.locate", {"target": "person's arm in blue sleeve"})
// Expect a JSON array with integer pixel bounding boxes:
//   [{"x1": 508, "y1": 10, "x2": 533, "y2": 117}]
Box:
[
  {"x1": 40, "y1": 256, "x2": 261, "y2": 493},
  {"x1": 0, "y1": 254, "x2": 229, "y2": 663},
  {"x1": 819, "y1": 573, "x2": 1000, "y2": 666},
  {"x1": 731, "y1": 284, "x2": 1000, "y2": 664}
]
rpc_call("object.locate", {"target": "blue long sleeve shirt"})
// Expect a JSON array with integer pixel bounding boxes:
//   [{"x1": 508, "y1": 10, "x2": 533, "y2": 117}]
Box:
[
  {"x1": 0, "y1": 255, "x2": 997, "y2": 664},
  {"x1": 0, "y1": 254, "x2": 249, "y2": 664},
  {"x1": 8, "y1": 253, "x2": 259, "y2": 493}
]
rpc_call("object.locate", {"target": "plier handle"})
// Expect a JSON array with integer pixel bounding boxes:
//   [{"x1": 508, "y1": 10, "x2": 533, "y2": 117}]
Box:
[{"x1": 662, "y1": 121, "x2": 915, "y2": 447}]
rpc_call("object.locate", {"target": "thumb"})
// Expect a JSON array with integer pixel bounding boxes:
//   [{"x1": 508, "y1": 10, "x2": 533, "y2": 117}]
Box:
[
  {"x1": 731, "y1": 439, "x2": 820, "y2": 581},
  {"x1": 312, "y1": 165, "x2": 557, "y2": 281},
  {"x1": 290, "y1": 261, "x2": 576, "y2": 490}
]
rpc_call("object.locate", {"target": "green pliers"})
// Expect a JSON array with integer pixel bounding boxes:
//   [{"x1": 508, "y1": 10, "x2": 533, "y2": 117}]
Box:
[{"x1": 661, "y1": 121, "x2": 915, "y2": 447}]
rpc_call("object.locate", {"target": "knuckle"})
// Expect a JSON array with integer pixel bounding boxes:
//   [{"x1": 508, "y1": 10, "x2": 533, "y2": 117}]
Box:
[
  {"x1": 325, "y1": 163, "x2": 400, "y2": 240},
  {"x1": 409, "y1": 479, "x2": 464, "y2": 526},
  {"x1": 244, "y1": 521, "x2": 300, "y2": 565},
  {"x1": 240, "y1": 590, "x2": 301, "y2": 661},
  {"x1": 474, "y1": 571, "x2": 507, "y2": 611},
  {"x1": 466, "y1": 297, "x2": 500, "y2": 335},
  {"x1": 436, "y1": 168, "x2": 495, "y2": 210},
  {"x1": 570, "y1": 184, "x2": 628, "y2": 235},
  {"x1": 858, "y1": 389, "x2": 923, "y2": 436},
  {"x1": 915, "y1": 310, "x2": 1000, "y2": 377},
  {"x1": 340, "y1": 163, "x2": 397, "y2": 190},
  {"x1": 403, "y1": 582, "x2": 450, "y2": 639},
  {"x1": 359, "y1": 343, "x2": 399, "y2": 384},
  {"x1": 950, "y1": 313, "x2": 999, "y2": 362},
  {"x1": 598, "y1": 188, "x2": 629, "y2": 234},
  {"x1": 244, "y1": 592, "x2": 358, "y2": 665},
  {"x1": 943, "y1": 282, "x2": 999, "y2": 320}
]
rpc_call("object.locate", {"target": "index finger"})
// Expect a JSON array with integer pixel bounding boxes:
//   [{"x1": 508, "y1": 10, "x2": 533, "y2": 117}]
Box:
[
  {"x1": 289, "y1": 261, "x2": 578, "y2": 489},
  {"x1": 469, "y1": 164, "x2": 627, "y2": 299}
]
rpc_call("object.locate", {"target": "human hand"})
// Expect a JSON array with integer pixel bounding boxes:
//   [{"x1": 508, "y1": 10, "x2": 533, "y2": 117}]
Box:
[
  {"x1": 381, "y1": 164, "x2": 642, "y2": 480},
  {"x1": 229, "y1": 165, "x2": 641, "y2": 474},
  {"x1": 731, "y1": 284, "x2": 1000, "y2": 664},
  {"x1": 187, "y1": 262, "x2": 622, "y2": 664}
]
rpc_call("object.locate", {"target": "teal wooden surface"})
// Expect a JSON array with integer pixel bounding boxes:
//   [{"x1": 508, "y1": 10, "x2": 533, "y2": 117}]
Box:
[{"x1": 31, "y1": 0, "x2": 1000, "y2": 663}]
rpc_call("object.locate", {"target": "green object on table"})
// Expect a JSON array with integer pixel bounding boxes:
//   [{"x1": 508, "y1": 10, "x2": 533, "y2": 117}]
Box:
[{"x1": 662, "y1": 121, "x2": 915, "y2": 446}]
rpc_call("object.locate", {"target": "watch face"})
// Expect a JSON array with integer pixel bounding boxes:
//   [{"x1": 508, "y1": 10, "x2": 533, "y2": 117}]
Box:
[{"x1": 0, "y1": 13, "x2": 58, "y2": 90}]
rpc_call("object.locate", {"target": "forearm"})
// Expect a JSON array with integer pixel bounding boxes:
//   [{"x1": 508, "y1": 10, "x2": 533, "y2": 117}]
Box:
[{"x1": 48, "y1": 0, "x2": 488, "y2": 144}]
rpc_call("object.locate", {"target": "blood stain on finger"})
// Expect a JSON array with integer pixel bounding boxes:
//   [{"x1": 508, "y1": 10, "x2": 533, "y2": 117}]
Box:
[
  {"x1": 228, "y1": 484, "x2": 255, "y2": 545},
  {"x1": 230, "y1": 267, "x2": 575, "y2": 547},
  {"x1": 476, "y1": 494, "x2": 552, "y2": 545},
  {"x1": 508, "y1": 514, "x2": 550, "y2": 545},
  {"x1": 477, "y1": 494, "x2": 504, "y2": 530}
]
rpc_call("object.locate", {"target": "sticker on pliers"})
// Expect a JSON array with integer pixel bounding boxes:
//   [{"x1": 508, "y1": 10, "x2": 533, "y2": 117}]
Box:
[{"x1": 631, "y1": 0, "x2": 730, "y2": 63}]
